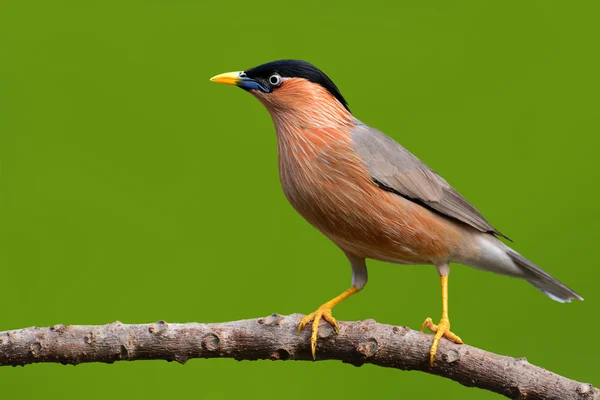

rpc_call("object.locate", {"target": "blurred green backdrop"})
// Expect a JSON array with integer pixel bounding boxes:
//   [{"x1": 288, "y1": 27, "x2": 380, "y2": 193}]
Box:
[{"x1": 1, "y1": 0, "x2": 598, "y2": 398}]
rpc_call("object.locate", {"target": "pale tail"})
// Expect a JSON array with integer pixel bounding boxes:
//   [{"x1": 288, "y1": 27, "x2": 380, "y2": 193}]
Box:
[
  {"x1": 506, "y1": 251, "x2": 583, "y2": 303},
  {"x1": 467, "y1": 237, "x2": 584, "y2": 303}
]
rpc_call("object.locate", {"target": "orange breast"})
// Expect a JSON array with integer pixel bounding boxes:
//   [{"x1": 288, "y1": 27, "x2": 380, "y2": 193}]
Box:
[{"x1": 277, "y1": 127, "x2": 463, "y2": 264}]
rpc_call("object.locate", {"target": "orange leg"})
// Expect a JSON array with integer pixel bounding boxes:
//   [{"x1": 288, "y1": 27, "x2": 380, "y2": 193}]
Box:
[
  {"x1": 421, "y1": 275, "x2": 463, "y2": 366},
  {"x1": 298, "y1": 287, "x2": 359, "y2": 359}
]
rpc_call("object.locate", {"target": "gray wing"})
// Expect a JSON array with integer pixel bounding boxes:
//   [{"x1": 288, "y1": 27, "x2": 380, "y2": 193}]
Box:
[{"x1": 351, "y1": 122, "x2": 508, "y2": 239}]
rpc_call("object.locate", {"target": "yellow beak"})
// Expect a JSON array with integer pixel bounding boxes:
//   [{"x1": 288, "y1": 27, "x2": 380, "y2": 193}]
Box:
[{"x1": 210, "y1": 71, "x2": 243, "y2": 86}]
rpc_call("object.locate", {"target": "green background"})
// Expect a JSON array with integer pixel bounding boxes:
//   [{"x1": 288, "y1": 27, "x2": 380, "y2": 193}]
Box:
[{"x1": 1, "y1": 0, "x2": 598, "y2": 398}]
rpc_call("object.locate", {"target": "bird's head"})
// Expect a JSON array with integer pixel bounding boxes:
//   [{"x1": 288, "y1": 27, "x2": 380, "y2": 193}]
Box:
[{"x1": 210, "y1": 60, "x2": 352, "y2": 127}]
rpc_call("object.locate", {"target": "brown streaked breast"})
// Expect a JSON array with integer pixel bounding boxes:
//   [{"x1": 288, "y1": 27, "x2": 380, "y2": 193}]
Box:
[{"x1": 276, "y1": 125, "x2": 465, "y2": 265}]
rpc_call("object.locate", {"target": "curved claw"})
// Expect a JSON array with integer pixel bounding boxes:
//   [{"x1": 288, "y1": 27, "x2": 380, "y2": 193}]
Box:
[
  {"x1": 297, "y1": 305, "x2": 340, "y2": 359},
  {"x1": 421, "y1": 316, "x2": 463, "y2": 366}
]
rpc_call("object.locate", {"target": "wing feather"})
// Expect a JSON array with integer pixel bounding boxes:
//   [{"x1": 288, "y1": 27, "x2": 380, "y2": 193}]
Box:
[{"x1": 351, "y1": 122, "x2": 508, "y2": 239}]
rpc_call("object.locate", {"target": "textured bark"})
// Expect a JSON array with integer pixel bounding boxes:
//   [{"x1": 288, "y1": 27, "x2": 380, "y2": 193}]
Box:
[{"x1": 0, "y1": 314, "x2": 595, "y2": 400}]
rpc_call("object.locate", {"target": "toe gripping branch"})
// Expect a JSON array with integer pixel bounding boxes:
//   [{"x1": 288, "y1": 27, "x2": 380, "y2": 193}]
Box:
[
  {"x1": 421, "y1": 275, "x2": 463, "y2": 366},
  {"x1": 297, "y1": 287, "x2": 359, "y2": 359}
]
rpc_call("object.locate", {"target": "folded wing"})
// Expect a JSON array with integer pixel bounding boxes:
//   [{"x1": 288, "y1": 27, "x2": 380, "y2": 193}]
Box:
[{"x1": 351, "y1": 123, "x2": 508, "y2": 240}]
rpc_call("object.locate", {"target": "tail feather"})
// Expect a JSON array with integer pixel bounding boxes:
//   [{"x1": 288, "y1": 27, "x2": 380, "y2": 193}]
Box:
[{"x1": 506, "y1": 251, "x2": 583, "y2": 303}]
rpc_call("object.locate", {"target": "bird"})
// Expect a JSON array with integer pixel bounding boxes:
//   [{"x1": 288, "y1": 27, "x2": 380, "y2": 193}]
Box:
[{"x1": 210, "y1": 59, "x2": 583, "y2": 365}]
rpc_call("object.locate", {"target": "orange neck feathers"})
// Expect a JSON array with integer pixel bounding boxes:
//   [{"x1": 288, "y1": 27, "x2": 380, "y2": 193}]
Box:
[{"x1": 251, "y1": 78, "x2": 354, "y2": 133}]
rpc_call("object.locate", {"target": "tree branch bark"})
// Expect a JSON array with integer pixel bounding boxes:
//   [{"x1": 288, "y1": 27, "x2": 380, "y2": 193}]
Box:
[{"x1": 0, "y1": 314, "x2": 595, "y2": 400}]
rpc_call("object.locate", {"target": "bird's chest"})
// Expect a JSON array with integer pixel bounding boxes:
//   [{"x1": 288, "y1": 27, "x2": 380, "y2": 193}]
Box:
[
  {"x1": 277, "y1": 131, "x2": 389, "y2": 241},
  {"x1": 279, "y1": 132, "x2": 353, "y2": 212},
  {"x1": 278, "y1": 146, "x2": 349, "y2": 224},
  {"x1": 275, "y1": 128, "x2": 457, "y2": 263}
]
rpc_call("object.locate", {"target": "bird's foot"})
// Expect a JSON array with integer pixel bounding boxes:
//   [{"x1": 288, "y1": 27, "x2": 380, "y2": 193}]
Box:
[
  {"x1": 298, "y1": 304, "x2": 340, "y2": 359},
  {"x1": 420, "y1": 316, "x2": 463, "y2": 366}
]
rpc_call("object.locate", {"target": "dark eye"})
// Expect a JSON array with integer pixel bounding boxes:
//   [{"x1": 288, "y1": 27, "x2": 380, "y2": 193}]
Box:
[{"x1": 269, "y1": 74, "x2": 282, "y2": 86}]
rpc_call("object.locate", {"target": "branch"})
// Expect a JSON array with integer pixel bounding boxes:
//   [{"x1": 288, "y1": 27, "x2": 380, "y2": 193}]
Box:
[{"x1": 0, "y1": 314, "x2": 595, "y2": 400}]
